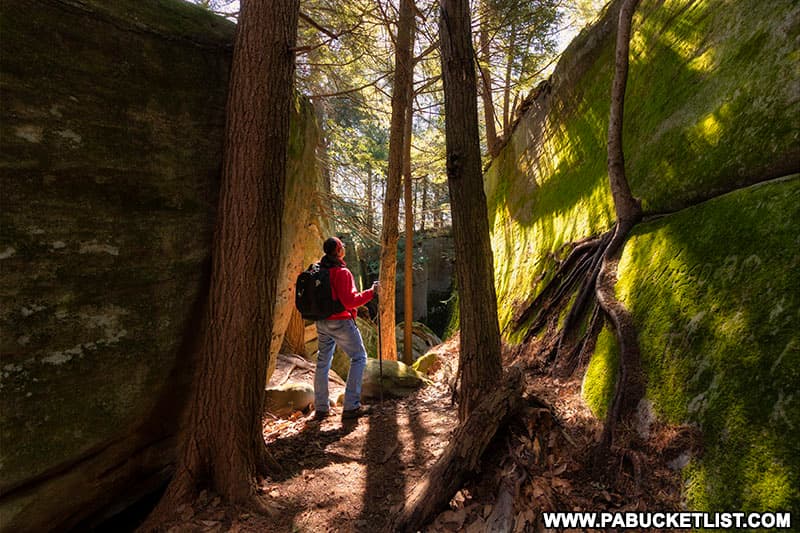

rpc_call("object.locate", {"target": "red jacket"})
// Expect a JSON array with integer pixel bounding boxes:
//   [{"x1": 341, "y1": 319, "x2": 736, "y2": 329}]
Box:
[{"x1": 324, "y1": 258, "x2": 374, "y2": 320}]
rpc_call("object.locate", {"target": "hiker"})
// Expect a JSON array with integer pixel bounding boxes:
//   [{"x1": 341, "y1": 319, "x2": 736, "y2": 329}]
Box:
[{"x1": 313, "y1": 236, "x2": 380, "y2": 421}]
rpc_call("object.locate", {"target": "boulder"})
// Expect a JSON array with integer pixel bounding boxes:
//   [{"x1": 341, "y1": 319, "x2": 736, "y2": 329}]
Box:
[
  {"x1": 361, "y1": 359, "x2": 430, "y2": 400},
  {"x1": 266, "y1": 353, "x2": 344, "y2": 416},
  {"x1": 412, "y1": 351, "x2": 442, "y2": 375},
  {"x1": 396, "y1": 322, "x2": 442, "y2": 361},
  {"x1": 264, "y1": 383, "x2": 314, "y2": 418}
]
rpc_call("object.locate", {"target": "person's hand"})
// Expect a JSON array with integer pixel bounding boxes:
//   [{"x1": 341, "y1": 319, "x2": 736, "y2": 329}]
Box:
[{"x1": 371, "y1": 280, "x2": 381, "y2": 294}]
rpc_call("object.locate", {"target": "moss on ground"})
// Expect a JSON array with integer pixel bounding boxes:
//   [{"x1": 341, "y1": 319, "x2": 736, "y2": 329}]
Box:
[{"x1": 587, "y1": 177, "x2": 800, "y2": 513}]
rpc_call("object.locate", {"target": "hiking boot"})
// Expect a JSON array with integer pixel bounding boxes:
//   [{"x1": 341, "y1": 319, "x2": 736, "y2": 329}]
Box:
[
  {"x1": 313, "y1": 410, "x2": 330, "y2": 421},
  {"x1": 341, "y1": 405, "x2": 373, "y2": 420}
]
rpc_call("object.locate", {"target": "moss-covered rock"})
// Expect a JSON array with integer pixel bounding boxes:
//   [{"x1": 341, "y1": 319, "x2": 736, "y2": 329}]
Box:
[
  {"x1": 0, "y1": 0, "x2": 326, "y2": 529},
  {"x1": 361, "y1": 359, "x2": 430, "y2": 400},
  {"x1": 412, "y1": 351, "x2": 442, "y2": 375},
  {"x1": 487, "y1": 0, "x2": 799, "y2": 517},
  {"x1": 487, "y1": 0, "x2": 800, "y2": 342},
  {"x1": 590, "y1": 177, "x2": 800, "y2": 512},
  {"x1": 396, "y1": 321, "x2": 443, "y2": 362}
]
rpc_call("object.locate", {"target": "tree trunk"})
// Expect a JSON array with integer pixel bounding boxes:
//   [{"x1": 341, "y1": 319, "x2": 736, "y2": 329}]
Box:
[
  {"x1": 379, "y1": 0, "x2": 415, "y2": 362},
  {"x1": 144, "y1": 0, "x2": 299, "y2": 522},
  {"x1": 395, "y1": 367, "x2": 523, "y2": 533},
  {"x1": 366, "y1": 168, "x2": 374, "y2": 234},
  {"x1": 440, "y1": 0, "x2": 503, "y2": 421},
  {"x1": 502, "y1": 27, "x2": 517, "y2": 133},
  {"x1": 478, "y1": 1, "x2": 499, "y2": 157},
  {"x1": 420, "y1": 175, "x2": 427, "y2": 231},
  {"x1": 594, "y1": 0, "x2": 645, "y2": 458},
  {"x1": 607, "y1": 0, "x2": 642, "y2": 225},
  {"x1": 403, "y1": 102, "x2": 415, "y2": 364}
]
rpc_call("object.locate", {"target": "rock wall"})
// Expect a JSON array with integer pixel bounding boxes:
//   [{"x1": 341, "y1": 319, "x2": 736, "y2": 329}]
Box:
[
  {"x1": 487, "y1": 0, "x2": 799, "y2": 513},
  {"x1": 0, "y1": 0, "x2": 327, "y2": 530}
]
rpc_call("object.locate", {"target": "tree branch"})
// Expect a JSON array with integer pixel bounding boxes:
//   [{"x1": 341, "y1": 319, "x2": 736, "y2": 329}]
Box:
[{"x1": 299, "y1": 11, "x2": 338, "y2": 40}]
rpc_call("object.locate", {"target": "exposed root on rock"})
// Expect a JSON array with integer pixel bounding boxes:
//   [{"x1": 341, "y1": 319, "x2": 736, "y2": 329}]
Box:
[
  {"x1": 507, "y1": 219, "x2": 647, "y2": 480},
  {"x1": 593, "y1": 220, "x2": 647, "y2": 472}
]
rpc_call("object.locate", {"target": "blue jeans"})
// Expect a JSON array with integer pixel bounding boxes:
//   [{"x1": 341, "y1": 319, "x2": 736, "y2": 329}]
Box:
[{"x1": 315, "y1": 319, "x2": 367, "y2": 412}]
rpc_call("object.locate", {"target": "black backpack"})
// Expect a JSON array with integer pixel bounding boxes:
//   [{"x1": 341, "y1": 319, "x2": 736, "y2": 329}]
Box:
[{"x1": 295, "y1": 263, "x2": 345, "y2": 320}]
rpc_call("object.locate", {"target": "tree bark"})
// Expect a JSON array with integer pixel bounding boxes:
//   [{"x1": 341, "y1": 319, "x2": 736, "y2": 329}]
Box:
[
  {"x1": 144, "y1": 0, "x2": 299, "y2": 523},
  {"x1": 595, "y1": 0, "x2": 645, "y2": 460},
  {"x1": 607, "y1": 0, "x2": 642, "y2": 225},
  {"x1": 379, "y1": 0, "x2": 416, "y2": 362},
  {"x1": 395, "y1": 367, "x2": 523, "y2": 533},
  {"x1": 403, "y1": 102, "x2": 415, "y2": 364},
  {"x1": 440, "y1": 0, "x2": 503, "y2": 421}
]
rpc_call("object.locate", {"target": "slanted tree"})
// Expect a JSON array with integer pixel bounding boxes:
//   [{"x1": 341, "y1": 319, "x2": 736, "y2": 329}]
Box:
[
  {"x1": 504, "y1": 0, "x2": 644, "y2": 470},
  {"x1": 378, "y1": 0, "x2": 416, "y2": 362},
  {"x1": 594, "y1": 0, "x2": 645, "y2": 458},
  {"x1": 143, "y1": 0, "x2": 300, "y2": 524},
  {"x1": 438, "y1": 0, "x2": 503, "y2": 421}
]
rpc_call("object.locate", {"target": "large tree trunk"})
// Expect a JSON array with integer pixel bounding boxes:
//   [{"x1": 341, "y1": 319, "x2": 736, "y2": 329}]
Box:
[
  {"x1": 440, "y1": 0, "x2": 503, "y2": 421},
  {"x1": 403, "y1": 102, "x2": 415, "y2": 364},
  {"x1": 379, "y1": 0, "x2": 416, "y2": 362},
  {"x1": 144, "y1": 0, "x2": 299, "y2": 523}
]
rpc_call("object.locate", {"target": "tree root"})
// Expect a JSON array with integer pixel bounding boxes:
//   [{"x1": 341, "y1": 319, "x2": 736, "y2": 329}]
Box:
[
  {"x1": 509, "y1": 220, "x2": 645, "y2": 480},
  {"x1": 593, "y1": 221, "x2": 646, "y2": 472}
]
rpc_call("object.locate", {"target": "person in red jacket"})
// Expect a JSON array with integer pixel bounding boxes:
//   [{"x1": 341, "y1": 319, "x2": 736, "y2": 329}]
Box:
[{"x1": 314, "y1": 237, "x2": 380, "y2": 421}]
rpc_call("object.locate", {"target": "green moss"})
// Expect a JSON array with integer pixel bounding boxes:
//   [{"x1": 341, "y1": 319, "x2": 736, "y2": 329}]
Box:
[
  {"x1": 489, "y1": 0, "x2": 799, "y2": 343},
  {"x1": 582, "y1": 327, "x2": 619, "y2": 420},
  {"x1": 486, "y1": 21, "x2": 618, "y2": 339},
  {"x1": 608, "y1": 177, "x2": 800, "y2": 512},
  {"x1": 625, "y1": 0, "x2": 800, "y2": 211}
]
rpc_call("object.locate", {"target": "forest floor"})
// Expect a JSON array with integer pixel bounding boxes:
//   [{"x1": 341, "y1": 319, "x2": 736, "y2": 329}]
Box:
[{"x1": 155, "y1": 336, "x2": 690, "y2": 532}]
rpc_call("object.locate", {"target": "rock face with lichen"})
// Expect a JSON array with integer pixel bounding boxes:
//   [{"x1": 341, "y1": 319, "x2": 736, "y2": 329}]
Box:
[
  {"x1": 488, "y1": 0, "x2": 799, "y2": 514},
  {"x1": 0, "y1": 0, "x2": 327, "y2": 530}
]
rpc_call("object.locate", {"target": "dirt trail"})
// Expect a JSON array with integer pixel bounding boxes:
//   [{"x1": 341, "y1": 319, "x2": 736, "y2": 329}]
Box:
[{"x1": 154, "y1": 338, "x2": 685, "y2": 532}]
